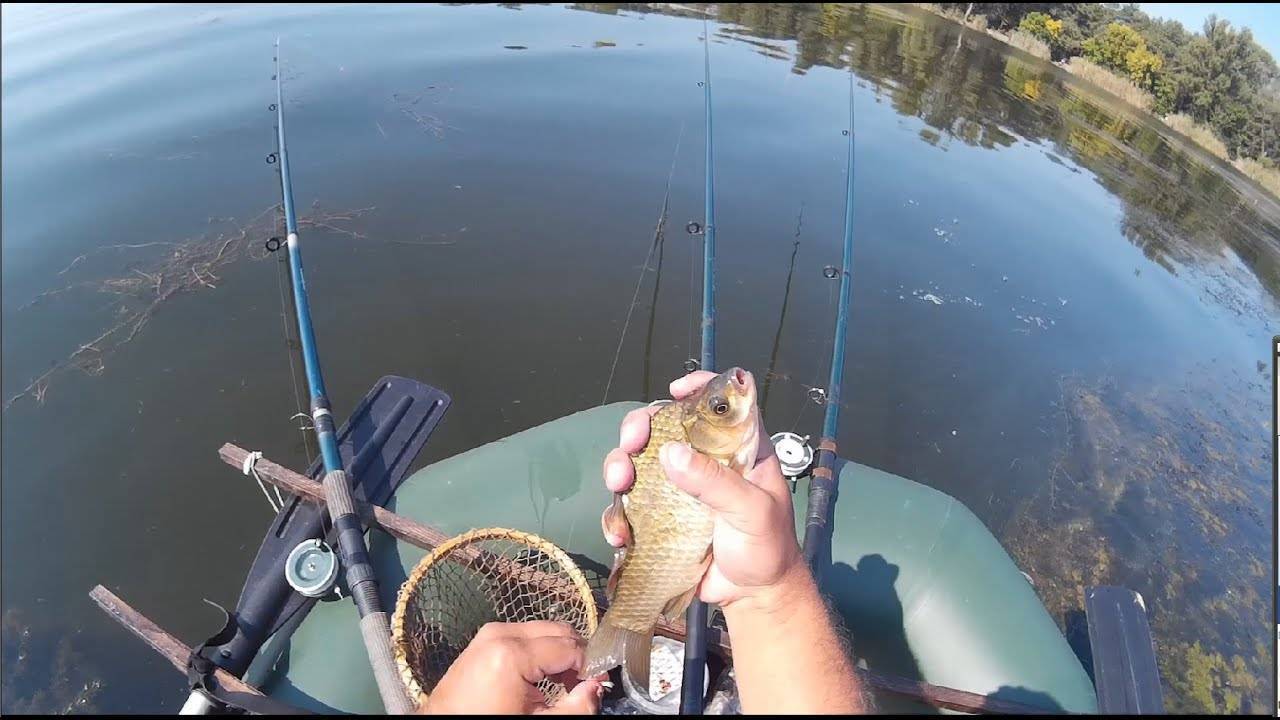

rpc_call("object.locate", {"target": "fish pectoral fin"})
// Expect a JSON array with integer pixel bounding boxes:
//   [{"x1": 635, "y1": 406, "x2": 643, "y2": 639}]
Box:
[
  {"x1": 660, "y1": 584, "x2": 699, "y2": 625},
  {"x1": 602, "y1": 492, "x2": 633, "y2": 547},
  {"x1": 606, "y1": 546, "x2": 627, "y2": 603},
  {"x1": 603, "y1": 493, "x2": 633, "y2": 602}
]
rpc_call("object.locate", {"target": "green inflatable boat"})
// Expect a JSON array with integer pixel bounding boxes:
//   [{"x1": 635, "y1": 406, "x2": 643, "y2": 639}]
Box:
[{"x1": 249, "y1": 401, "x2": 1099, "y2": 714}]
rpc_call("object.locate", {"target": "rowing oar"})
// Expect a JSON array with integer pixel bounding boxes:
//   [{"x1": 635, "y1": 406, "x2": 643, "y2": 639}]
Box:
[
  {"x1": 678, "y1": 16, "x2": 719, "y2": 716},
  {"x1": 801, "y1": 66, "x2": 857, "y2": 585},
  {"x1": 268, "y1": 39, "x2": 412, "y2": 714}
]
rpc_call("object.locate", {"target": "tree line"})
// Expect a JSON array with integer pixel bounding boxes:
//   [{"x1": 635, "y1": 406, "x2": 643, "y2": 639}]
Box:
[{"x1": 939, "y1": 3, "x2": 1279, "y2": 164}]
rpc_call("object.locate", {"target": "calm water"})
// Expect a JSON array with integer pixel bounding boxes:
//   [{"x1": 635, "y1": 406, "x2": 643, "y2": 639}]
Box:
[{"x1": 3, "y1": 3, "x2": 1277, "y2": 713}]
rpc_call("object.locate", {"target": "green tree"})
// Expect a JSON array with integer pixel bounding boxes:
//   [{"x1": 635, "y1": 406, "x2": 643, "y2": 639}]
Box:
[
  {"x1": 1171, "y1": 16, "x2": 1279, "y2": 155},
  {"x1": 1019, "y1": 11, "x2": 1063, "y2": 44},
  {"x1": 1082, "y1": 23, "x2": 1165, "y2": 91}
]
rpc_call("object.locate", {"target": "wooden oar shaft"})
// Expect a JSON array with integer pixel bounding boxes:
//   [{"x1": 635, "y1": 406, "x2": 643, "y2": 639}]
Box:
[
  {"x1": 218, "y1": 443, "x2": 1060, "y2": 715},
  {"x1": 88, "y1": 585, "x2": 266, "y2": 700}
]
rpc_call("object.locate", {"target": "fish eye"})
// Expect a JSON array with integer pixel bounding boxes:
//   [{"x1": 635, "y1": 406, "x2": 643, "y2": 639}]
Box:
[{"x1": 712, "y1": 400, "x2": 729, "y2": 415}]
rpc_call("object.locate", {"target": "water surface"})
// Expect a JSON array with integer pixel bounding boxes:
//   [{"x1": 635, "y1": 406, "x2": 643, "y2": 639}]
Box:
[{"x1": 2, "y1": 3, "x2": 1276, "y2": 713}]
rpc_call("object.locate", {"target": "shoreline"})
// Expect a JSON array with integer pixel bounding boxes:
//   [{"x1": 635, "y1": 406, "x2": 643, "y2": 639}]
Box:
[{"x1": 909, "y1": 2, "x2": 1280, "y2": 203}]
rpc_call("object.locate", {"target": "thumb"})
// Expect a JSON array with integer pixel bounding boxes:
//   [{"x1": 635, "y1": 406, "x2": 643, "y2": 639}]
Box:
[
  {"x1": 660, "y1": 442, "x2": 766, "y2": 522},
  {"x1": 538, "y1": 678, "x2": 603, "y2": 715}
]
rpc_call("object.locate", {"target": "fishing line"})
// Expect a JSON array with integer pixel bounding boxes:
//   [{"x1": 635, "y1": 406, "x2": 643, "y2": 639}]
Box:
[
  {"x1": 601, "y1": 121, "x2": 685, "y2": 405},
  {"x1": 761, "y1": 202, "x2": 804, "y2": 422}
]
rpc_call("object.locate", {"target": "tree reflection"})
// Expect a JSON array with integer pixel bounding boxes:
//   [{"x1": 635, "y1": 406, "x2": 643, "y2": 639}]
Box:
[
  {"x1": 577, "y1": 3, "x2": 1279, "y2": 308},
  {"x1": 559, "y1": 3, "x2": 1277, "y2": 713}
]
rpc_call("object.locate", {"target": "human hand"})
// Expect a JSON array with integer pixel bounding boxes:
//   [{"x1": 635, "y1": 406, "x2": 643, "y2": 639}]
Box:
[
  {"x1": 601, "y1": 371, "x2": 804, "y2": 609},
  {"x1": 421, "y1": 621, "x2": 607, "y2": 715}
]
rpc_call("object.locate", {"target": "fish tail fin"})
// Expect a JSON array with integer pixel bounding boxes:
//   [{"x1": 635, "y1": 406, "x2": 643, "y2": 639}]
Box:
[{"x1": 581, "y1": 616, "x2": 653, "y2": 694}]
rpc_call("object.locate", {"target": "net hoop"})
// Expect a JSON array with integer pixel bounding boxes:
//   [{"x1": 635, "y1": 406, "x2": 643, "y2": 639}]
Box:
[{"x1": 390, "y1": 527, "x2": 599, "y2": 707}]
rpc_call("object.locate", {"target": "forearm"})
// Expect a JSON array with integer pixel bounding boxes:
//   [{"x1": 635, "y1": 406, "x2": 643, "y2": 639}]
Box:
[{"x1": 722, "y1": 563, "x2": 869, "y2": 714}]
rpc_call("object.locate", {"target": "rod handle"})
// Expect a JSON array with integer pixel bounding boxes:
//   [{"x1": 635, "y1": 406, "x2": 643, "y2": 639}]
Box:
[
  {"x1": 361, "y1": 611, "x2": 415, "y2": 714},
  {"x1": 322, "y1": 469, "x2": 414, "y2": 714}
]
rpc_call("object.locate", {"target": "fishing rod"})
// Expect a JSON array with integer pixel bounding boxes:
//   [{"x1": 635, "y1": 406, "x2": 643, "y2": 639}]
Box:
[
  {"x1": 679, "y1": 16, "x2": 717, "y2": 717},
  {"x1": 268, "y1": 39, "x2": 413, "y2": 714},
  {"x1": 801, "y1": 66, "x2": 857, "y2": 584}
]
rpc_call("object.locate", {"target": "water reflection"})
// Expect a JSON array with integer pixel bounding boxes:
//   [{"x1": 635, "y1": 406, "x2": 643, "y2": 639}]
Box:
[
  {"x1": 3, "y1": 2, "x2": 1276, "y2": 714},
  {"x1": 602, "y1": 2, "x2": 1280, "y2": 316},
  {"x1": 577, "y1": 3, "x2": 1278, "y2": 713}
]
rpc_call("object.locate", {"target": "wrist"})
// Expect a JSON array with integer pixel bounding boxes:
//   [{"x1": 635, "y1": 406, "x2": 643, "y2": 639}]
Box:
[{"x1": 721, "y1": 557, "x2": 813, "y2": 621}]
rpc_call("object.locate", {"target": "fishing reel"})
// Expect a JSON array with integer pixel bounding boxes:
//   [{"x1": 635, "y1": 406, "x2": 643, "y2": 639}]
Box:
[
  {"x1": 284, "y1": 539, "x2": 340, "y2": 598},
  {"x1": 771, "y1": 432, "x2": 815, "y2": 490}
]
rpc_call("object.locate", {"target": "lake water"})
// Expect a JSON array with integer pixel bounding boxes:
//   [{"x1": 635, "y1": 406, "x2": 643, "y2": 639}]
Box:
[{"x1": 2, "y1": 2, "x2": 1276, "y2": 713}]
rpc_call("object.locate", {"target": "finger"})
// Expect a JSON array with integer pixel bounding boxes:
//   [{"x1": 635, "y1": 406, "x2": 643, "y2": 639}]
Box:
[
  {"x1": 618, "y1": 407, "x2": 656, "y2": 454},
  {"x1": 659, "y1": 442, "x2": 769, "y2": 524},
  {"x1": 669, "y1": 370, "x2": 716, "y2": 399},
  {"x1": 603, "y1": 448, "x2": 635, "y2": 493},
  {"x1": 537, "y1": 677, "x2": 603, "y2": 715},
  {"x1": 477, "y1": 621, "x2": 578, "y2": 642},
  {"x1": 517, "y1": 635, "x2": 587, "y2": 683},
  {"x1": 753, "y1": 412, "x2": 776, "y2": 464},
  {"x1": 746, "y1": 452, "x2": 794, "y2": 505}
]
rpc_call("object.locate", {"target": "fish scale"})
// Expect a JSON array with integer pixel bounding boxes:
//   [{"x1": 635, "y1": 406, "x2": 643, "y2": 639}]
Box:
[
  {"x1": 611, "y1": 401, "x2": 715, "y2": 634},
  {"x1": 582, "y1": 367, "x2": 759, "y2": 692}
]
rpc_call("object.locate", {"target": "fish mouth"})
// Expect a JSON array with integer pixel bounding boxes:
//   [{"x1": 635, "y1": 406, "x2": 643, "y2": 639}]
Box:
[{"x1": 727, "y1": 367, "x2": 756, "y2": 401}]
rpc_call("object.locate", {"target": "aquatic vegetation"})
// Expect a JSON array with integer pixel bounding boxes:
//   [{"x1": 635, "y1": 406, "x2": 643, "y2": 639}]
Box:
[
  {"x1": 1, "y1": 609, "x2": 102, "y2": 714},
  {"x1": 1002, "y1": 30, "x2": 1050, "y2": 60},
  {"x1": 1162, "y1": 112, "x2": 1229, "y2": 158},
  {"x1": 1231, "y1": 157, "x2": 1280, "y2": 199},
  {"x1": 6, "y1": 205, "x2": 379, "y2": 412},
  {"x1": 1064, "y1": 57, "x2": 1155, "y2": 111},
  {"x1": 390, "y1": 86, "x2": 458, "y2": 139},
  {"x1": 1166, "y1": 641, "x2": 1268, "y2": 714},
  {"x1": 1003, "y1": 371, "x2": 1273, "y2": 713}
]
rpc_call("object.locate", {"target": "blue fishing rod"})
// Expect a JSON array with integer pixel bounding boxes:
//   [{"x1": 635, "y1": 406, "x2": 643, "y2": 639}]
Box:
[
  {"x1": 680, "y1": 17, "x2": 717, "y2": 717},
  {"x1": 801, "y1": 68, "x2": 857, "y2": 584},
  {"x1": 271, "y1": 40, "x2": 413, "y2": 714}
]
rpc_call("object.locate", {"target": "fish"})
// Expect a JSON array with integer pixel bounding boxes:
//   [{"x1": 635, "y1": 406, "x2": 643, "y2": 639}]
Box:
[{"x1": 580, "y1": 366, "x2": 761, "y2": 695}]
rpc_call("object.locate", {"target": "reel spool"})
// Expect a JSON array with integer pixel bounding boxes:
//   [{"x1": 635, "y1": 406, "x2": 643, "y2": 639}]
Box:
[{"x1": 284, "y1": 539, "x2": 339, "y2": 598}]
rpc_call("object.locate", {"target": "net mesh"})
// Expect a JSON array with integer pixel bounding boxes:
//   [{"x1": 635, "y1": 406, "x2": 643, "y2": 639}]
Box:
[{"x1": 391, "y1": 528, "x2": 598, "y2": 707}]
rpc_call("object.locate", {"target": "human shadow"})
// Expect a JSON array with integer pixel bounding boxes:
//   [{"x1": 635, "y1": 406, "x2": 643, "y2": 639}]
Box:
[
  {"x1": 991, "y1": 685, "x2": 1066, "y2": 713},
  {"x1": 827, "y1": 555, "x2": 923, "y2": 680},
  {"x1": 825, "y1": 554, "x2": 938, "y2": 713}
]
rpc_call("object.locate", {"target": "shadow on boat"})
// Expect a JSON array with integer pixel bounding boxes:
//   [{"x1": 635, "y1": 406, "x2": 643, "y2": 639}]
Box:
[
  {"x1": 990, "y1": 685, "x2": 1066, "y2": 712},
  {"x1": 829, "y1": 555, "x2": 922, "y2": 681}
]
